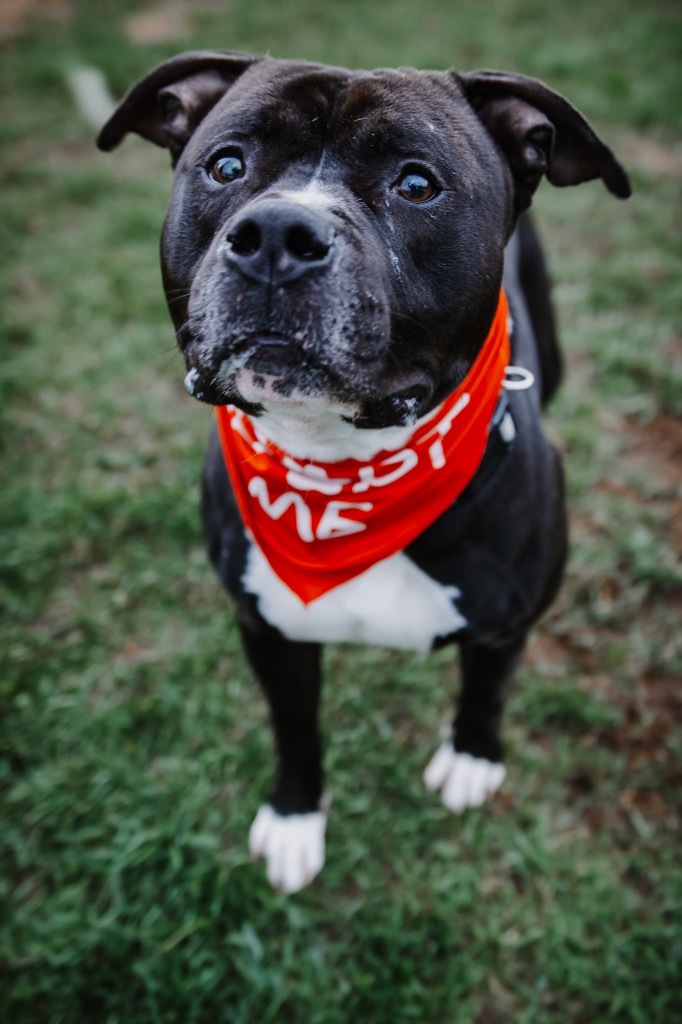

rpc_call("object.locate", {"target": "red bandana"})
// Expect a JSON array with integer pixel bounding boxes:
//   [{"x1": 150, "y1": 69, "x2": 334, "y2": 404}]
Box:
[{"x1": 216, "y1": 289, "x2": 510, "y2": 604}]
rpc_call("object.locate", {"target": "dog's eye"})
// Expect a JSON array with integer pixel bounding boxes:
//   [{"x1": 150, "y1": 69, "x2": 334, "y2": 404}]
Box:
[
  {"x1": 394, "y1": 171, "x2": 438, "y2": 204},
  {"x1": 210, "y1": 153, "x2": 245, "y2": 185}
]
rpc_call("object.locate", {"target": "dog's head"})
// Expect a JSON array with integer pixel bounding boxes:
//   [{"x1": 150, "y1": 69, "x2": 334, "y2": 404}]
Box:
[{"x1": 99, "y1": 52, "x2": 630, "y2": 429}]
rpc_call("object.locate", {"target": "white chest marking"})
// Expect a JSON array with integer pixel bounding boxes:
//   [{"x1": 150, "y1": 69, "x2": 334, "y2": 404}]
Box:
[{"x1": 242, "y1": 545, "x2": 467, "y2": 651}]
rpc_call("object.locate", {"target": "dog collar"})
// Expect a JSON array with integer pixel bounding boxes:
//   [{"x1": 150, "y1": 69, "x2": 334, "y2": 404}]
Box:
[{"x1": 216, "y1": 289, "x2": 511, "y2": 604}]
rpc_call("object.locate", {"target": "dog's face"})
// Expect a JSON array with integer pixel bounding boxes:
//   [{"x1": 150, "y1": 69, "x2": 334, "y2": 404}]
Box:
[
  {"x1": 99, "y1": 53, "x2": 630, "y2": 429},
  {"x1": 165, "y1": 63, "x2": 513, "y2": 428}
]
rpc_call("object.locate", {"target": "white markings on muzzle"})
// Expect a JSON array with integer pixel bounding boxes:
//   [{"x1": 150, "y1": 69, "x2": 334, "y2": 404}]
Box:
[{"x1": 278, "y1": 182, "x2": 340, "y2": 211}]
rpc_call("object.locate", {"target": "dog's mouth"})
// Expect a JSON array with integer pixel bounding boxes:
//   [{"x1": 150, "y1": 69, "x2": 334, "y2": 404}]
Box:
[
  {"x1": 183, "y1": 333, "x2": 343, "y2": 408},
  {"x1": 183, "y1": 331, "x2": 435, "y2": 427},
  {"x1": 236, "y1": 333, "x2": 310, "y2": 375}
]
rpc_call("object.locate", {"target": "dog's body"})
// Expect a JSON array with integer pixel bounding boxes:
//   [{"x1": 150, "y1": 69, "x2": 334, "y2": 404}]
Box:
[{"x1": 99, "y1": 52, "x2": 629, "y2": 892}]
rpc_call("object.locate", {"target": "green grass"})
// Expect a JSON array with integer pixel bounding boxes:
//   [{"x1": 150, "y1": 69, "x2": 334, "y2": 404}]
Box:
[{"x1": 1, "y1": 1, "x2": 681, "y2": 1021}]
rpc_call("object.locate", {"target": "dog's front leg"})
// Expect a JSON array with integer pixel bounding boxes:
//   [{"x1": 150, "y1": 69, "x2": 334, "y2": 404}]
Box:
[
  {"x1": 424, "y1": 635, "x2": 525, "y2": 813},
  {"x1": 239, "y1": 622, "x2": 327, "y2": 893}
]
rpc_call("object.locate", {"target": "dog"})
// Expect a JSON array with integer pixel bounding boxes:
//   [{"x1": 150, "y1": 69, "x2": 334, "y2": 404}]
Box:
[{"x1": 98, "y1": 51, "x2": 630, "y2": 893}]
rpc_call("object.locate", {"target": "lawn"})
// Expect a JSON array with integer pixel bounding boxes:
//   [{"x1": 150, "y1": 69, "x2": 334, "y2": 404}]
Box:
[{"x1": 1, "y1": 1, "x2": 680, "y2": 1022}]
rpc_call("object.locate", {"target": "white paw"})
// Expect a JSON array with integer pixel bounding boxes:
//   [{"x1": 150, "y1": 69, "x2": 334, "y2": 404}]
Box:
[
  {"x1": 423, "y1": 742, "x2": 506, "y2": 813},
  {"x1": 248, "y1": 803, "x2": 327, "y2": 894}
]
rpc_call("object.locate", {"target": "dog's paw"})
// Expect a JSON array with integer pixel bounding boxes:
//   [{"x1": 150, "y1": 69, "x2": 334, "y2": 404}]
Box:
[
  {"x1": 423, "y1": 742, "x2": 505, "y2": 813},
  {"x1": 249, "y1": 803, "x2": 327, "y2": 894}
]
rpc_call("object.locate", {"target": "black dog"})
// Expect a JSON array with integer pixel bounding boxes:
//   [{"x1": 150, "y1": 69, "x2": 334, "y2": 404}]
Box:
[{"x1": 98, "y1": 51, "x2": 630, "y2": 893}]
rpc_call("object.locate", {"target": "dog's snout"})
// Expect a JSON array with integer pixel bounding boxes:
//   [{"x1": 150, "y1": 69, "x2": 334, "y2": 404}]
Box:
[{"x1": 225, "y1": 200, "x2": 333, "y2": 286}]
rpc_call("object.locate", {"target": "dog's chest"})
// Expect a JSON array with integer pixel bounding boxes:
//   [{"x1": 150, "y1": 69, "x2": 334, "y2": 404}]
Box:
[
  {"x1": 242, "y1": 542, "x2": 467, "y2": 651},
  {"x1": 234, "y1": 408, "x2": 469, "y2": 650}
]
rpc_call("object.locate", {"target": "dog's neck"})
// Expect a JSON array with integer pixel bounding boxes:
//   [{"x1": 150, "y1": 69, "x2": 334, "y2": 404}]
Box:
[
  {"x1": 248, "y1": 287, "x2": 513, "y2": 464},
  {"x1": 215, "y1": 290, "x2": 511, "y2": 603}
]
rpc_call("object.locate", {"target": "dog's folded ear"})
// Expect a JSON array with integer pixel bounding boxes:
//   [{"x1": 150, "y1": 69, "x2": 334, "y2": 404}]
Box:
[
  {"x1": 459, "y1": 70, "x2": 631, "y2": 209},
  {"x1": 97, "y1": 50, "x2": 258, "y2": 164}
]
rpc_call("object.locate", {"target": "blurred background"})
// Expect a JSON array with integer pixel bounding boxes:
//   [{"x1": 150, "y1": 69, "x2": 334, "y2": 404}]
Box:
[{"x1": 1, "y1": 2, "x2": 680, "y2": 1022}]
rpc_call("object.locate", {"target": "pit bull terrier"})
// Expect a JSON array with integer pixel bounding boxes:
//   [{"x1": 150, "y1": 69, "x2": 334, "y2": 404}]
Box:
[{"x1": 98, "y1": 51, "x2": 630, "y2": 893}]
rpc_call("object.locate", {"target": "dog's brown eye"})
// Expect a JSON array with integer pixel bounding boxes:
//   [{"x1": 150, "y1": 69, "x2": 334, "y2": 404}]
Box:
[
  {"x1": 394, "y1": 171, "x2": 437, "y2": 204},
  {"x1": 210, "y1": 154, "x2": 245, "y2": 184}
]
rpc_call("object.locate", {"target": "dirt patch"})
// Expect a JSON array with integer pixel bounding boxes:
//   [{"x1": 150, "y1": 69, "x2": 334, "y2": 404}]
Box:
[
  {"x1": 0, "y1": 0, "x2": 69, "y2": 38},
  {"x1": 526, "y1": 629, "x2": 573, "y2": 674},
  {"x1": 567, "y1": 702, "x2": 680, "y2": 830},
  {"x1": 0, "y1": 0, "x2": 35, "y2": 36},
  {"x1": 126, "y1": 2, "x2": 188, "y2": 44},
  {"x1": 643, "y1": 669, "x2": 682, "y2": 717},
  {"x1": 619, "y1": 132, "x2": 682, "y2": 179},
  {"x1": 622, "y1": 412, "x2": 682, "y2": 493}
]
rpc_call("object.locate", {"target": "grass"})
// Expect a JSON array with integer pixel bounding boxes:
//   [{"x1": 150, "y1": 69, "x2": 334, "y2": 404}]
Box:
[{"x1": 1, "y1": 0, "x2": 680, "y2": 1021}]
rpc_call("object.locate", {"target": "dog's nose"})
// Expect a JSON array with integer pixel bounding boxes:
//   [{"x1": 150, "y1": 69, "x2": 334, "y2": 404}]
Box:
[{"x1": 225, "y1": 200, "x2": 334, "y2": 286}]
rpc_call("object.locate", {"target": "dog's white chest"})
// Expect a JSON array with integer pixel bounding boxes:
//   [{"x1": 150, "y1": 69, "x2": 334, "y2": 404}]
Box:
[{"x1": 242, "y1": 545, "x2": 467, "y2": 651}]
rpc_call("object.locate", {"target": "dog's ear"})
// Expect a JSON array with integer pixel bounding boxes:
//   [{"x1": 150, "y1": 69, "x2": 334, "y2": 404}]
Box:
[
  {"x1": 97, "y1": 50, "x2": 258, "y2": 164},
  {"x1": 459, "y1": 70, "x2": 631, "y2": 210}
]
